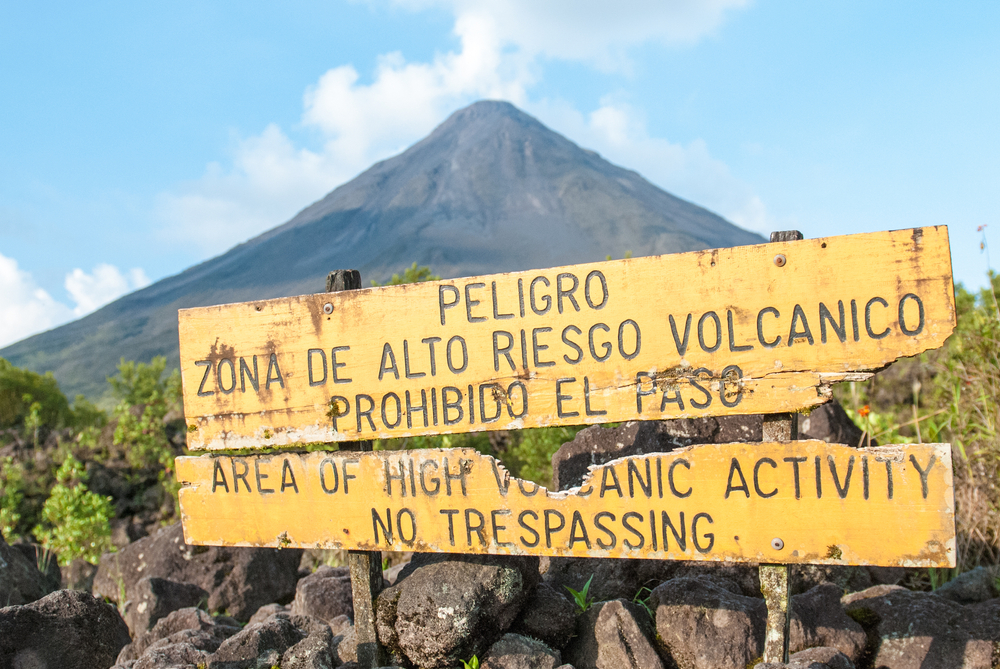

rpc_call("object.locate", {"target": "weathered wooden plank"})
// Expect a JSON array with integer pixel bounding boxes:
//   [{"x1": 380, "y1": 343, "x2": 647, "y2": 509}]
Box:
[
  {"x1": 176, "y1": 440, "x2": 956, "y2": 567},
  {"x1": 178, "y1": 227, "x2": 955, "y2": 450}
]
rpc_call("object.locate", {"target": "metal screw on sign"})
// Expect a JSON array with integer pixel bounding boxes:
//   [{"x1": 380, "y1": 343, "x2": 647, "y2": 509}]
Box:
[
  {"x1": 773, "y1": 254, "x2": 787, "y2": 267},
  {"x1": 771, "y1": 538, "x2": 784, "y2": 550},
  {"x1": 323, "y1": 303, "x2": 334, "y2": 314}
]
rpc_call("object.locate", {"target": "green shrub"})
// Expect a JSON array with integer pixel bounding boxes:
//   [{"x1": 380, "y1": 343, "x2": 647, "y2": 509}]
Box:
[
  {"x1": 0, "y1": 358, "x2": 72, "y2": 433},
  {"x1": 33, "y1": 455, "x2": 114, "y2": 565}
]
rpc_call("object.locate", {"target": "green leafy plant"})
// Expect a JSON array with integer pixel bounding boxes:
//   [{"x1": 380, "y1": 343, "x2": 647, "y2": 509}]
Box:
[
  {"x1": 33, "y1": 455, "x2": 114, "y2": 565},
  {"x1": 371, "y1": 262, "x2": 441, "y2": 287},
  {"x1": 0, "y1": 456, "x2": 26, "y2": 540},
  {"x1": 565, "y1": 574, "x2": 595, "y2": 612},
  {"x1": 632, "y1": 586, "x2": 654, "y2": 619},
  {"x1": 460, "y1": 655, "x2": 480, "y2": 669}
]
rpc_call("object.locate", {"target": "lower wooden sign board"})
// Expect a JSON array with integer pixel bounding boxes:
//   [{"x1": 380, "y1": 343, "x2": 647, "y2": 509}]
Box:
[{"x1": 176, "y1": 440, "x2": 955, "y2": 567}]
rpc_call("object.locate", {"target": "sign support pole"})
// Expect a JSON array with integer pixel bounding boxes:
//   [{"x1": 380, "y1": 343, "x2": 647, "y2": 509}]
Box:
[
  {"x1": 759, "y1": 230, "x2": 802, "y2": 665},
  {"x1": 327, "y1": 269, "x2": 389, "y2": 669}
]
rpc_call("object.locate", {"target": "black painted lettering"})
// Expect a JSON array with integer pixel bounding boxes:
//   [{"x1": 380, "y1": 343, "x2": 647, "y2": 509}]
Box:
[
  {"x1": 727, "y1": 310, "x2": 753, "y2": 352},
  {"x1": 442, "y1": 386, "x2": 464, "y2": 425},
  {"x1": 585, "y1": 270, "x2": 608, "y2": 309},
  {"x1": 899, "y1": 293, "x2": 925, "y2": 336},
  {"x1": 232, "y1": 459, "x2": 251, "y2": 493},
  {"x1": 588, "y1": 323, "x2": 612, "y2": 361},
  {"x1": 698, "y1": 311, "x2": 722, "y2": 353},
  {"x1": 660, "y1": 387, "x2": 684, "y2": 411},
  {"x1": 479, "y1": 384, "x2": 502, "y2": 423},
  {"x1": 381, "y1": 393, "x2": 402, "y2": 429},
  {"x1": 529, "y1": 276, "x2": 551, "y2": 315},
  {"x1": 492, "y1": 510, "x2": 514, "y2": 547},
  {"x1": 212, "y1": 459, "x2": 229, "y2": 493},
  {"x1": 446, "y1": 336, "x2": 468, "y2": 374},
  {"x1": 372, "y1": 508, "x2": 393, "y2": 545},
  {"x1": 378, "y1": 343, "x2": 399, "y2": 381},
  {"x1": 329, "y1": 395, "x2": 349, "y2": 432},
  {"x1": 719, "y1": 364, "x2": 743, "y2": 409},
  {"x1": 594, "y1": 512, "x2": 617, "y2": 549},
  {"x1": 465, "y1": 509, "x2": 487, "y2": 546},
  {"x1": 689, "y1": 368, "x2": 713, "y2": 410},
  {"x1": 662, "y1": 511, "x2": 687, "y2": 552},
  {"x1": 909, "y1": 454, "x2": 936, "y2": 499},
  {"x1": 875, "y1": 458, "x2": 894, "y2": 499},
  {"x1": 331, "y1": 346, "x2": 352, "y2": 384},
  {"x1": 196, "y1": 360, "x2": 214, "y2": 396},
  {"x1": 819, "y1": 301, "x2": 847, "y2": 344},
  {"x1": 584, "y1": 376, "x2": 606, "y2": 416},
  {"x1": 265, "y1": 353, "x2": 284, "y2": 389},
  {"x1": 851, "y1": 299, "x2": 860, "y2": 341},
  {"x1": 255, "y1": 457, "x2": 275, "y2": 493},
  {"x1": 618, "y1": 319, "x2": 641, "y2": 359},
  {"x1": 562, "y1": 325, "x2": 584, "y2": 364},
  {"x1": 753, "y1": 458, "x2": 777, "y2": 498},
  {"x1": 421, "y1": 338, "x2": 440, "y2": 377},
  {"x1": 465, "y1": 282, "x2": 487, "y2": 323},
  {"x1": 355, "y1": 394, "x2": 376, "y2": 432},
  {"x1": 814, "y1": 456, "x2": 823, "y2": 498},
  {"x1": 506, "y1": 381, "x2": 529, "y2": 418},
  {"x1": 828, "y1": 455, "x2": 854, "y2": 499},
  {"x1": 788, "y1": 304, "x2": 814, "y2": 346},
  {"x1": 308, "y1": 349, "x2": 327, "y2": 386},
  {"x1": 635, "y1": 372, "x2": 656, "y2": 412},
  {"x1": 862, "y1": 456, "x2": 870, "y2": 500},
  {"x1": 757, "y1": 307, "x2": 782, "y2": 348},
  {"x1": 439, "y1": 285, "x2": 460, "y2": 325},
  {"x1": 493, "y1": 331, "x2": 515, "y2": 372},
  {"x1": 419, "y1": 459, "x2": 440, "y2": 496},
  {"x1": 385, "y1": 460, "x2": 406, "y2": 497},
  {"x1": 784, "y1": 457, "x2": 807, "y2": 499},
  {"x1": 669, "y1": 314, "x2": 692, "y2": 356},
  {"x1": 600, "y1": 464, "x2": 623, "y2": 498},
  {"x1": 692, "y1": 513, "x2": 714, "y2": 553},
  {"x1": 532, "y1": 327, "x2": 554, "y2": 367},
  {"x1": 492, "y1": 281, "x2": 514, "y2": 320},
  {"x1": 443, "y1": 457, "x2": 470, "y2": 496},
  {"x1": 403, "y1": 340, "x2": 425, "y2": 379},
  {"x1": 622, "y1": 511, "x2": 645, "y2": 549},
  {"x1": 240, "y1": 356, "x2": 259, "y2": 393},
  {"x1": 520, "y1": 329, "x2": 529, "y2": 370},
  {"x1": 543, "y1": 509, "x2": 566, "y2": 548},
  {"x1": 865, "y1": 297, "x2": 891, "y2": 339},
  {"x1": 556, "y1": 377, "x2": 579, "y2": 418},
  {"x1": 519, "y1": 510, "x2": 540, "y2": 548},
  {"x1": 440, "y1": 509, "x2": 458, "y2": 546},
  {"x1": 343, "y1": 459, "x2": 358, "y2": 494},
  {"x1": 669, "y1": 459, "x2": 692, "y2": 498},
  {"x1": 568, "y1": 510, "x2": 591, "y2": 549},
  {"x1": 397, "y1": 509, "x2": 416, "y2": 545},
  {"x1": 405, "y1": 390, "x2": 428, "y2": 428},
  {"x1": 628, "y1": 459, "x2": 652, "y2": 498},
  {"x1": 216, "y1": 359, "x2": 236, "y2": 395},
  {"x1": 725, "y1": 458, "x2": 750, "y2": 498},
  {"x1": 556, "y1": 273, "x2": 580, "y2": 313},
  {"x1": 320, "y1": 458, "x2": 339, "y2": 494},
  {"x1": 281, "y1": 459, "x2": 298, "y2": 493}
]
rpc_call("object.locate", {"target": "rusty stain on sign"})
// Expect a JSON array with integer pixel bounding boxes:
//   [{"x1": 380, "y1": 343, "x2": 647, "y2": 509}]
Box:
[
  {"x1": 176, "y1": 440, "x2": 956, "y2": 567},
  {"x1": 177, "y1": 227, "x2": 956, "y2": 450}
]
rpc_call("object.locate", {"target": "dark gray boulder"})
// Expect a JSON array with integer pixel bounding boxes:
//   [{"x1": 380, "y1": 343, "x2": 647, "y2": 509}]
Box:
[
  {"x1": 933, "y1": 566, "x2": 999, "y2": 604},
  {"x1": 563, "y1": 598, "x2": 665, "y2": 669},
  {"x1": 482, "y1": 633, "x2": 563, "y2": 669},
  {"x1": 126, "y1": 576, "x2": 208, "y2": 634},
  {"x1": 207, "y1": 616, "x2": 305, "y2": 668},
  {"x1": 291, "y1": 564, "x2": 354, "y2": 623},
  {"x1": 249, "y1": 602, "x2": 289, "y2": 625},
  {"x1": 754, "y1": 646, "x2": 856, "y2": 669},
  {"x1": 799, "y1": 400, "x2": 868, "y2": 446},
  {"x1": 117, "y1": 606, "x2": 241, "y2": 663},
  {"x1": 376, "y1": 553, "x2": 540, "y2": 668},
  {"x1": 93, "y1": 522, "x2": 302, "y2": 621},
  {"x1": 0, "y1": 533, "x2": 60, "y2": 605},
  {"x1": 132, "y1": 628, "x2": 230, "y2": 669},
  {"x1": 789, "y1": 583, "x2": 866, "y2": 663},
  {"x1": 650, "y1": 575, "x2": 767, "y2": 669},
  {"x1": 510, "y1": 582, "x2": 578, "y2": 650},
  {"x1": 0, "y1": 588, "x2": 131, "y2": 669},
  {"x1": 791, "y1": 564, "x2": 905, "y2": 595},
  {"x1": 843, "y1": 585, "x2": 998, "y2": 668}
]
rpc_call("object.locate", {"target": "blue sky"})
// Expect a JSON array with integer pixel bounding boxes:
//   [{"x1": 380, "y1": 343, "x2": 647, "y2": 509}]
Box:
[{"x1": 1, "y1": 1, "x2": 998, "y2": 347}]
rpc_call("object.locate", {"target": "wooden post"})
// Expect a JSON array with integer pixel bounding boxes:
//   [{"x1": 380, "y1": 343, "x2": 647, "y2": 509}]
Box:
[
  {"x1": 759, "y1": 230, "x2": 802, "y2": 664},
  {"x1": 326, "y1": 269, "x2": 388, "y2": 669}
]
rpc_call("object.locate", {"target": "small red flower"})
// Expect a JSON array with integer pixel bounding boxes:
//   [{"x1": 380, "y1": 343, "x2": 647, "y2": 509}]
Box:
[{"x1": 859, "y1": 405, "x2": 871, "y2": 418}]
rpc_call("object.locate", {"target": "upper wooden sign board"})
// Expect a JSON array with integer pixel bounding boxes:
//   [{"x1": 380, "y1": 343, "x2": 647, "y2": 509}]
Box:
[{"x1": 178, "y1": 227, "x2": 955, "y2": 450}]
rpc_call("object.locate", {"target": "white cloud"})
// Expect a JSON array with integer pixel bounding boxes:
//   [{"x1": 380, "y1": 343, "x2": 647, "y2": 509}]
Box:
[
  {"x1": 0, "y1": 253, "x2": 72, "y2": 348},
  {"x1": 389, "y1": 0, "x2": 749, "y2": 69},
  {"x1": 0, "y1": 254, "x2": 151, "y2": 348},
  {"x1": 65, "y1": 263, "x2": 150, "y2": 317},
  {"x1": 158, "y1": 0, "x2": 765, "y2": 257}
]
